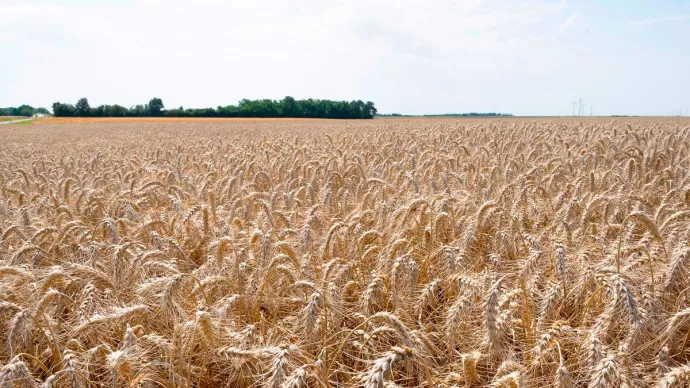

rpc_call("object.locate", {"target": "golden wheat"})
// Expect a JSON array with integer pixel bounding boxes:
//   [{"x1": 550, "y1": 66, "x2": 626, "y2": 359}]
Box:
[{"x1": 0, "y1": 117, "x2": 688, "y2": 386}]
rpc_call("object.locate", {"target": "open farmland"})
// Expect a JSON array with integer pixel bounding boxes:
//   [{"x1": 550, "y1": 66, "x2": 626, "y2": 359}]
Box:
[
  {"x1": 30, "y1": 117, "x2": 339, "y2": 125},
  {"x1": 1, "y1": 117, "x2": 690, "y2": 387},
  {"x1": 0, "y1": 117, "x2": 25, "y2": 123}
]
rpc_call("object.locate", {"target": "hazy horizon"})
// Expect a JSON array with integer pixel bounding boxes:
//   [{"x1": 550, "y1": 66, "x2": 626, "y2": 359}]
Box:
[{"x1": 2, "y1": 0, "x2": 689, "y2": 116}]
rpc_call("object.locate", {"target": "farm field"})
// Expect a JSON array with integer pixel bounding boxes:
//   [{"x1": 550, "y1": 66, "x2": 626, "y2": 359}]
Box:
[
  {"x1": 1, "y1": 117, "x2": 690, "y2": 387},
  {"x1": 30, "y1": 117, "x2": 339, "y2": 125},
  {"x1": 0, "y1": 117, "x2": 25, "y2": 123}
]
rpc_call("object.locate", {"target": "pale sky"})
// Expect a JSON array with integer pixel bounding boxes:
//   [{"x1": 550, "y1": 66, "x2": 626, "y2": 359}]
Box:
[{"x1": 1, "y1": 0, "x2": 689, "y2": 116}]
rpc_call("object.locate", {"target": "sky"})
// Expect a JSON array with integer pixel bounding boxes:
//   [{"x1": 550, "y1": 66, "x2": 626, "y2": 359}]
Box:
[{"x1": 1, "y1": 0, "x2": 689, "y2": 116}]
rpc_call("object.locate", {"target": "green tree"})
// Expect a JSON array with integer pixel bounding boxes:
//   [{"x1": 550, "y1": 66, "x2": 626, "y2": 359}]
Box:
[
  {"x1": 281, "y1": 96, "x2": 300, "y2": 117},
  {"x1": 75, "y1": 98, "x2": 91, "y2": 117},
  {"x1": 364, "y1": 101, "x2": 377, "y2": 119},
  {"x1": 129, "y1": 104, "x2": 146, "y2": 117},
  {"x1": 52, "y1": 102, "x2": 76, "y2": 117},
  {"x1": 17, "y1": 105, "x2": 35, "y2": 117},
  {"x1": 106, "y1": 105, "x2": 128, "y2": 117},
  {"x1": 51, "y1": 97, "x2": 377, "y2": 119},
  {"x1": 148, "y1": 98, "x2": 164, "y2": 116}
]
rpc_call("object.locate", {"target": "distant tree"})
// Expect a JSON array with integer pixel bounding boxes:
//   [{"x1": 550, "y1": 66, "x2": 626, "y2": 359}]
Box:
[
  {"x1": 17, "y1": 105, "x2": 35, "y2": 117},
  {"x1": 36, "y1": 107, "x2": 50, "y2": 115},
  {"x1": 364, "y1": 101, "x2": 377, "y2": 119},
  {"x1": 51, "y1": 97, "x2": 377, "y2": 119},
  {"x1": 148, "y1": 98, "x2": 164, "y2": 116},
  {"x1": 420, "y1": 112, "x2": 513, "y2": 117},
  {"x1": 280, "y1": 96, "x2": 301, "y2": 117},
  {"x1": 0, "y1": 108, "x2": 8, "y2": 116},
  {"x1": 92, "y1": 106, "x2": 105, "y2": 117},
  {"x1": 129, "y1": 104, "x2": 146, "y2": 117},
  {"x1": 75, "y1": 98, "x2": 91, "y2": 117},
  {"x1": 106, "y1": 105, "x2": 128, "y2": 117},
  {"x1": 52, "y1": 102, "x2": 76, "y2": 117}
]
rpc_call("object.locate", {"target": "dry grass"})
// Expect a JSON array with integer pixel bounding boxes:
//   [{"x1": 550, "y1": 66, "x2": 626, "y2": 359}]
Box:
[
  {"x1": 0, "y1": 117, "x2": 25, "y2": 123},
  {"x1": 0, "y1": 117, "x2": 689, "y2": 387}
]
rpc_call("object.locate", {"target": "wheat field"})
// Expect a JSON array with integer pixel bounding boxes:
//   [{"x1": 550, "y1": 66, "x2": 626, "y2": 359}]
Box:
[{"x1": 1, "y1": 117, "x2": 689, "y2": 387}]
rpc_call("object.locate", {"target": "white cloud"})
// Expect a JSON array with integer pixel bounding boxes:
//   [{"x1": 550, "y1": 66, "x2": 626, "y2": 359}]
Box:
[
  {"x1": 559, "y1": 13, "x2": 578, "y2": 32},
  {"x1": 632, "y1": 14, "x2": 690, "y2": 26},
  {"x1": 0, "y1": 0, "x2": 567, "y2": 59}
]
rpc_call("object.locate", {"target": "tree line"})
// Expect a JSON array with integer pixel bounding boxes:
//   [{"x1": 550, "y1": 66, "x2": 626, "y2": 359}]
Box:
[
  {"x1": 0, "y1": 105, "x2": 50, "y2": 117},
  {"x1": 377, "y1": 112, "x2": 514, "y2": 117},
  {"x1": 52, "y1": 97, "x2": 378, "y2": 119}
]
